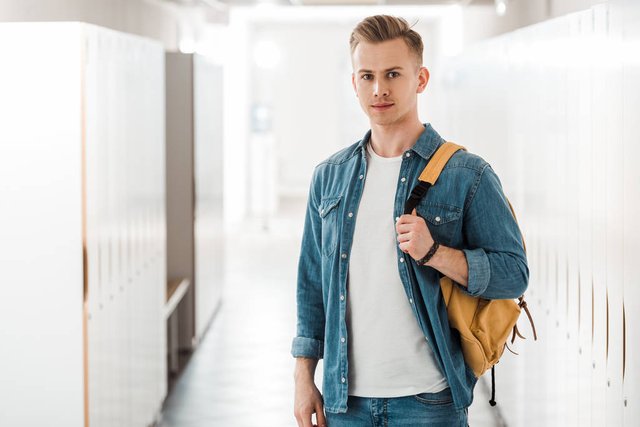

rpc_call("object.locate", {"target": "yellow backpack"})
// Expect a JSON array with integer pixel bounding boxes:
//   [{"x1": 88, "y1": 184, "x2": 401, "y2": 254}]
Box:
[{"x1": 405, "y1": 141, "x2": 537, "y2": 406}]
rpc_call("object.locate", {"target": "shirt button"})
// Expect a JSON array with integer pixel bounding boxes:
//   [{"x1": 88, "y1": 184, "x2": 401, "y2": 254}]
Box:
[
  {"x1": 341, "y1": 337, "x2": 346, "y2": 343},
  {"x1": 409, "y1": 298, "x2": 414, "y2": 304},
  {"x1": 401, "y1": 177, "x2": 406, "y2": 182},
  {"x1": 395, "y1": 216, "x2": 400, "y2": 221},
  {"x1": 340, "y1": 294, "x2": 345, "y2": 301},
  {"x1": 341, "y1": 253, "x2": 347, "y2": 259},
  {"x1": 348, "y1": 212, "x2": 353, "y2": 218},
  {"x1": 399, "y1": 257, "x2": 405, "y2": 263},
  {"x1": 341, "y1": 377, "x2": 346, "y2": 383},
  {"x1": 405, "y1": 152, "x2": 411, "y2": 158},
  {"x1": 435, "y1": 216, "x2": 441, "y2": 222},
  {"x1": 320, "y1": 209, "x2": 325, "y2": 215},
  {"x1": 359, "y1": 174, "x2": 364, "y2": 179}
]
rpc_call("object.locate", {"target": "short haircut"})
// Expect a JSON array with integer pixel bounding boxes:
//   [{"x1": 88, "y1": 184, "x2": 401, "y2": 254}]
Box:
[{"x1": 349, "y1": 15, "x2": 423, "y2": 66}]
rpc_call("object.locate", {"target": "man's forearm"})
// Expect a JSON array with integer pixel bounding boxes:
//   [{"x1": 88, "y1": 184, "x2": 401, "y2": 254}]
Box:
[
  {"x1": 424, "y1": 244, "x2": 469, "y2": 287},
  {"x1": 294, "y1": 357, "x2": 319, "y2": 384}
]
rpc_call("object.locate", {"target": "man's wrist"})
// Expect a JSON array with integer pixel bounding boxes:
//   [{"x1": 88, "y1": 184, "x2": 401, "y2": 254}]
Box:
[
  {"x1": 294, "y1": 357, "x2": 318, "y2": 383},
  {"x1": 417, "y1": 241, "x2": 440, "y2": 266}
]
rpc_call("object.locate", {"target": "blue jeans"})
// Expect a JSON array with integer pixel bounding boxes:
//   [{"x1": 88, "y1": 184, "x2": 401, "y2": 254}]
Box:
[{"x1": 325, "y1": 388, "x2": 469, "y2": 427}]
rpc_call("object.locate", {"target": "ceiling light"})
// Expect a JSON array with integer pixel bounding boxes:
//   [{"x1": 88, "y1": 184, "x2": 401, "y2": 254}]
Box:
[{"x1": 495, "y1": 0, "x2": 507, "y2": 16}]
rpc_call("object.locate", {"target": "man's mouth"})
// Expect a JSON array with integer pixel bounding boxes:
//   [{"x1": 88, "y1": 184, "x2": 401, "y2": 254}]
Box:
[{"x1": 371, "y1": 102, "x2": 394, "y2": 111}]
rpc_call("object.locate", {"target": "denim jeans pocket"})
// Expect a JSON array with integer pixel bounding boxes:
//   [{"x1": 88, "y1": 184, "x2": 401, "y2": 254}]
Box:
[{"x1": 413, "y1": 388, "x2": 454, "y2": 406}]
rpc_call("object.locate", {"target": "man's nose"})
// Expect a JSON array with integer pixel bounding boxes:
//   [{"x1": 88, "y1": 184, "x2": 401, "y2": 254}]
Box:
[{"x1": 373, "y1": 80, "x2": 389, "y2": 97}]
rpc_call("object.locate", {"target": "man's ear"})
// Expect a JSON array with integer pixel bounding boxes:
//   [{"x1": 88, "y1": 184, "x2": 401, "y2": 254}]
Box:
[
  {"x1": 351, "y1": 73, "x2": 358, "y2": 97},
  {"x1": 417, "y1": 66, "x2": 430, "y2": 94}
]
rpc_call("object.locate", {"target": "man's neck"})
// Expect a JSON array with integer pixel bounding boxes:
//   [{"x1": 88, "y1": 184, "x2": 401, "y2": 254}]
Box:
[{"x1": 368, "y1": 118, "x2": 425, "y2": 158}]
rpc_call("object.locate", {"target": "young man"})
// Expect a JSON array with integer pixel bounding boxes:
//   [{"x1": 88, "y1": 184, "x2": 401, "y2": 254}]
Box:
[{"x1": 292, "y1": 15, "x2": 528, "y2": 427}]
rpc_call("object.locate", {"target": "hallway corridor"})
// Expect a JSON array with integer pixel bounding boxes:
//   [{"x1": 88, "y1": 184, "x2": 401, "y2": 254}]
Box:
[
  {"x1": 159, "y1": 203, "x2": 504, "y2": 426},
  {"x1": 3, "y1": 2, "x2": 640, "y2": 426}
]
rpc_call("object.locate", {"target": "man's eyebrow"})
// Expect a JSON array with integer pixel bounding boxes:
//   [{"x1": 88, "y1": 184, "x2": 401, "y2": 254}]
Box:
[{"x1": 357, "y1": 66, "x2": 404, "y2": 74}]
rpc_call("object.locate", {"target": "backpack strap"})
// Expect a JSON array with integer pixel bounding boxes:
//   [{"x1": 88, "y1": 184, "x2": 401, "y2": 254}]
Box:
[
  {"x1": 489, "y1": 366, "x2": 497, "y2": 406},
  {"x1": 512, "y1": 296, "x2": 538, "y2": 343},
  {"x1": 418, "y1": 142, "x2": 467, "y2": 184},
  {"x1": 403, "y1": 142, "x2": 466, "y2": 215}
]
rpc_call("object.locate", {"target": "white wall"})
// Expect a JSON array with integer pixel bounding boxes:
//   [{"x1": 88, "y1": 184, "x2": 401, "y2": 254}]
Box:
[
  {"x1": 461, "y1": 0, "x2": 609, "y2": 46},
  {"x1": 251, "y1": 21, "x2": 366, "y2": 199},
  {"x1": 431, "y1": 1, "x2": 639, "y2": 425},
  {"x1": 0, "y1": 0, "x2": 226, "y2": 51}
]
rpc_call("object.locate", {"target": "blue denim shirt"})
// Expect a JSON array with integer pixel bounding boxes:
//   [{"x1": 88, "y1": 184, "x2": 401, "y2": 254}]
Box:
[{"x1": 291, "y1": 123, "x2": 529, "y2": 413}]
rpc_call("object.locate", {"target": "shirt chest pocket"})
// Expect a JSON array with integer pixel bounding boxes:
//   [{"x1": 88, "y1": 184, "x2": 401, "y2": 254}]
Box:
[
  {"x1": 319, "y1": 196, "x2": 341, "y2": 257},
  {"x1": 416, "y1": 202, "x2": 463, "y2": 246}
]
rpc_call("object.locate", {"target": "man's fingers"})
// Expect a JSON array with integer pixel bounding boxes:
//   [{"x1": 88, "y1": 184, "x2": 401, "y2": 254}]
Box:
[
  {"x1": 398, "y1": 241, "x2": 410, "y2": 253},
  {"x1": 395, "y1": 222, "x2": 414, "y2": 234},
  {"x1": 315, "y1": 403, "x2": 327, "y2": 427},
  {"x1": 294, "y1": 407, "x2": 314, "y2": 427},
  {"x1": 300, "y1": 411, "x2": 313, "y2": 427},
  {"x1": 396, "y1": 214, "x2": 418, "y2": 224},
  {"x1": 396, "y1": 216, "x2": 427, "y2": 235},
  {"x1": 397, "y1": 231, "x2": 412, "y2": 243},
  {"x1": 396, "y1": 214, "x2": 424, "y2": 231}
]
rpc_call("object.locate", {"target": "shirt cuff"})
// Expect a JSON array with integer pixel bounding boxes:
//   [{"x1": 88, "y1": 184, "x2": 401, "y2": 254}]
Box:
[
  {"x1": 462, "y1": 248, "x2": 491, "y2": 297},
  {"x1": 291, "y1": 336, "x2": 324, "y2": 359}
]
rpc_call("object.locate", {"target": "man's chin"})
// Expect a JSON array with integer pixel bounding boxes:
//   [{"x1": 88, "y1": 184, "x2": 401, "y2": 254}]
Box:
[{"x1": 369, "y1": 116, "x2": 398, "y2": 126}]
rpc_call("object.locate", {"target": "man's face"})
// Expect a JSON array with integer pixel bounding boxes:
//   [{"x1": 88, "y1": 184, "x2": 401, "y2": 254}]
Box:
[{"x1": 351, "y1": 38, "x2": 429, "y2": 126}]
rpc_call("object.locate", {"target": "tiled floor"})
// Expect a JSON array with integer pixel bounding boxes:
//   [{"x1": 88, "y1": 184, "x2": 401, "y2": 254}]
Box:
[{"x1": 159, "y1": 202, "x2": 506, "y2": 426}]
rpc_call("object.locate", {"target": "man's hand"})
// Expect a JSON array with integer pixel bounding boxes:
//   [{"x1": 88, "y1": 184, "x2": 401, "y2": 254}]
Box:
[
  {"x1": 294, "y1": 357, "x2": 326, "y2": 427},
  {"x1": 395, "y1": 209, "x2": 434, "y2": 262},
  {"x1": 294, "y1": 378, "x2": 326, "y2": 427},
  {"x1": 396, "y1": 209, "x2": 470, "y2": 285}
]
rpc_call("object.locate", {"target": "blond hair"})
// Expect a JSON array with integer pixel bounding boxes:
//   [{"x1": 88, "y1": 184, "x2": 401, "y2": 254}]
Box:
[{"x1": 349, "y1": 15, "x2": 423, "y2": 65}]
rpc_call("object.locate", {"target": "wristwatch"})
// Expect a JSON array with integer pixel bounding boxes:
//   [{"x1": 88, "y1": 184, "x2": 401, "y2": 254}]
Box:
[{"x1": 416, "y1": 241, "x2": 440, "y2": 266}]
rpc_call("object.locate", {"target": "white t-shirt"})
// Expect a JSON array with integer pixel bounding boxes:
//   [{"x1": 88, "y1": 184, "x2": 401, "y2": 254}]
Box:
[{"x1": 346, "y1": 142, "x2": 449, "y2": 397}]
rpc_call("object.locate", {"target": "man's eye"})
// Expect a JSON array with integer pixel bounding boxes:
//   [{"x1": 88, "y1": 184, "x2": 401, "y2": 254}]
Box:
[
  {"x1": 361, "y1": 74, "x2": 373, "y2": 80},
  {"x1": 387, "y1": 71, "x2": 399, "y2": 78}
]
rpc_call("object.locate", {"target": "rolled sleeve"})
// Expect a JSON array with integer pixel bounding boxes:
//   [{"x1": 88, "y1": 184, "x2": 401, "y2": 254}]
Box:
[
  {"x1": 292, "y1": 167, "x2": 326, "y2": 359},
  {"x1": 462, "y1": 247, "x2": 491, "y2": 296},
  {"x1": 291, "y1": 336, "x2": 324, "y2": 359},
  {"x1": 460, "y1": 164, "x2": 529, "y2": 300}
]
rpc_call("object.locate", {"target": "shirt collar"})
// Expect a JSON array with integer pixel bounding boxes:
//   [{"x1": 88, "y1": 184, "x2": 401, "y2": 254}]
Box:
[{"x1": 357, "y1": 123, "x2": 444, "y2": 161}]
